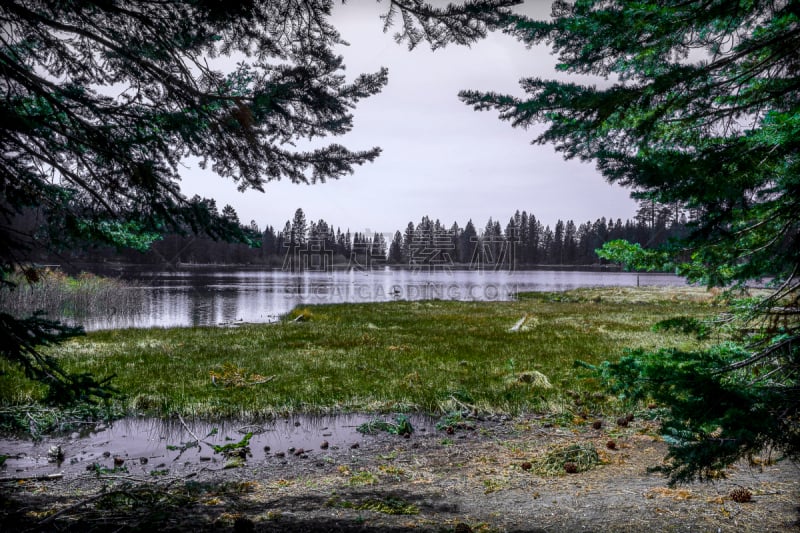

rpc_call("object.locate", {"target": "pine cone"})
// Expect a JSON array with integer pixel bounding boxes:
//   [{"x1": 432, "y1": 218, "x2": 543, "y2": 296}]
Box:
[{"x1": 729, "y1": 487, "x2": 752, "y2": 503}]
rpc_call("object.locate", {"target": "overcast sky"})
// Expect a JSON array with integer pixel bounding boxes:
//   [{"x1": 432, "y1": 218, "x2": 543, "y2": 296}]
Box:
[{"x1": 180, "y1": 1, "x2": 639, "y2": 235}]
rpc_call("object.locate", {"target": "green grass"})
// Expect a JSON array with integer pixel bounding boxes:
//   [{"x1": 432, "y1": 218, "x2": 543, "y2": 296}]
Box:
[{"x1": 0, "y1": 287, "x2": 720, "y2": 419}]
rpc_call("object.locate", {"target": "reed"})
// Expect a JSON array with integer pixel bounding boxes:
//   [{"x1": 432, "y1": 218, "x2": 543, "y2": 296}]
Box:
[{"x1": 0, "y1": 269, "x2": 143, "y2": 321}]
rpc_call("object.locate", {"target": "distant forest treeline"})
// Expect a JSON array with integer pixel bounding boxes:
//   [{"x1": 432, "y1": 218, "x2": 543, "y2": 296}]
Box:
[{"x1": 32, "y1": 198, "x2": 692, "y2": 269}]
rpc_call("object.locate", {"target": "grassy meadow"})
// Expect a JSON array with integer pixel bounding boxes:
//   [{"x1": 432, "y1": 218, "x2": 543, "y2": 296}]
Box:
[{"x1": 0, "y1": 286, "x2": 720, "y2": 419}]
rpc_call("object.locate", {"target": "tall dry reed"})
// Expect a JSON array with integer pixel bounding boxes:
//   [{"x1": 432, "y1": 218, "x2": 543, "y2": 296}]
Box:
[{"x1": 0, "y1": 269, "x2": 143, "y2": 320}]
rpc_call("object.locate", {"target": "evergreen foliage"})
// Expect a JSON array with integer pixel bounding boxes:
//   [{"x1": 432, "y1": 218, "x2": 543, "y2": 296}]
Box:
[
  {"x1": 48, "y1": 204, "x2": 681, "y2": 267},
  {"x1": 462, "y1": 0, "x2": 800, "y2": 482},
  {"x1": 0, "y1": 0, "x2": 518, "y2": 402}
]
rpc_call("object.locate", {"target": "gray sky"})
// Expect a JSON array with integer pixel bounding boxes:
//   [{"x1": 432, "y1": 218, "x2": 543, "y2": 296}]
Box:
[{"x1": 180, "y1": 1, "x2": 638, "y2": 235}]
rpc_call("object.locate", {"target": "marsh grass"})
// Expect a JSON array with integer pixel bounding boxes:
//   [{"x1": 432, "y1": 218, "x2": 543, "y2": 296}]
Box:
[
  {"x1": 0, "y1": 269, "x2": 143, "y2": 320},
  {"x1": 0, "y1": 287, "x2": 718, "y2": 419}
]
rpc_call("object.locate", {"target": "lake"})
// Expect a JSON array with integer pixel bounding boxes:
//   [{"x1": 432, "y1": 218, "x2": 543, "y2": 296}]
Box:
[{"x1": 84, "y1": 268, "x2": 688, "y2": 330}]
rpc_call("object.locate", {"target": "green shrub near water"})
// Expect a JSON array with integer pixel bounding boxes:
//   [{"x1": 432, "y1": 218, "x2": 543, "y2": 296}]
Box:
[{"x1": 0, "y1": 287, "x2": 717, "y2": 419}]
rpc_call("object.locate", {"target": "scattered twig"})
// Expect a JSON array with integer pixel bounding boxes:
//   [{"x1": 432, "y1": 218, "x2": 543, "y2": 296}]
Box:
[
  {"x1": 509, "y1": 314, "x2": 528, "y2": 332},
  {"x1": 237, "y1": 424, "x2": 268, "y2": 434},
  {"x1": 176, "y1": 413, "x2": 202, "y2": 448},
  {"x1": 248, "y1": 375, "x2": 276, "y2": 386},
  {"x1": 38, "y1": 491, "x2": 108, "y2": 526},
  {"x1": 449, "y1": 395, "x2": 477, "y2": 413},
  {"x1": 0, "y1": 472, "x2": 64, "y2": 483}
]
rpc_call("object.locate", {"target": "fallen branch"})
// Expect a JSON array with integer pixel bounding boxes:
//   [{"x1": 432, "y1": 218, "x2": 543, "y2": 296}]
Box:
[
  {"x1": 449, "y1": 394, "x2": 477, "y2": 413},
  {"x1": 0, "y1": 472, "x2": 63, "y2": 483},
  {"x1": 38, "y1": 491, "x2": 108, "y2": 526},
  {"x1": 176, "y1": 413, "x2": 202, "y2": 448}
]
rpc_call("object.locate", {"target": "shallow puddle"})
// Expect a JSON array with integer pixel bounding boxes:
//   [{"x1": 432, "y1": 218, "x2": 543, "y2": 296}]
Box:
[{"x1": 0, "y1": 414, "x2": 438, "y2": 479}]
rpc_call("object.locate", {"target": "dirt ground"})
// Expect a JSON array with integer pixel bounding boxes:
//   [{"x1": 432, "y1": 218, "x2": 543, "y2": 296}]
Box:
[{"x1": 1, "y1": 414, "x2": 798, "y2": 532}]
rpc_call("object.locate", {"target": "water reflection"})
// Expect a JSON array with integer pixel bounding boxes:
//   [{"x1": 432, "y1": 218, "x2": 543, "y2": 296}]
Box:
[
  {"x1": 0, "y1": 414, "x2": 438, "y2": 479},
  {"x1": 79, "y1": 268, "x2": 687, "y2": 330}
]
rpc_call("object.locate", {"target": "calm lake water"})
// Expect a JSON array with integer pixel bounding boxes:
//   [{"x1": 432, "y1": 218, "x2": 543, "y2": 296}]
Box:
[{"x1": 84, "y1": 268, "x2": 687, "y2": 331}]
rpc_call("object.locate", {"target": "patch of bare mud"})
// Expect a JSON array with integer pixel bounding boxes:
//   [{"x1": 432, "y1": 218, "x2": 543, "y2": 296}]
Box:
[{"x1": 1, "y1": 415, "x2": 798, "y2": 532}]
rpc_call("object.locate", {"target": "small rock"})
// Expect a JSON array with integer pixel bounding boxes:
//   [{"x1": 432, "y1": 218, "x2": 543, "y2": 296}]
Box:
[
  {"x1": 102, "y1": 451, "x2": 111, "y2": 458},
  {"x1": 139, "y1": 457, "x2": 149, "y2": 465},
  {"x1": 350, "y1": 443, "x2": 359, "y2": 449},
  {"x1": 156, "y1": 463, "x2": 166, "y2": 469},
  {"x1": 199, "y1": 456, "x2": 212, "y2": 462},
  {"x1": 47, "y1": 446, "x2": 64, "y2": 463},
  {"x1": 606, "y1": 440, "x2": 617, "y2": 450},
  {"x1": 320, "y1": 441, "x2": 329, "y2": 450},
  {"x1": 293, "y1": 448, "x2": 305, "y2": 456},
  {"x1": 592, "y1": 420, "x2": 603, "y2": 430},
  {"x1": 233, "y1": 516, "x2": 255, "y2": 533},
  {"x1": 113, "y1": 456, "x2": 125, "y2": 467},
  {"x1": 521, "y1": 461, "x2": 532, "y2": 471},
  {"x1": 274, "y1": 452, "x2": 286, "y2": 458},
  {"x1": 616, "y1": 417, "x2": 629, "y2": 427},
  {"x1": 322, "y1": 432, "x2": 332, "y2": 437},
  {"x1": 263, "y1": 446, "x2": 270, "y2": 452},
  {"x1": 288, "y1": 447, "x2": 295, "y2": 453},
  {"x1": 294, "y1": 421, "x2": 301, "y2": 427}
]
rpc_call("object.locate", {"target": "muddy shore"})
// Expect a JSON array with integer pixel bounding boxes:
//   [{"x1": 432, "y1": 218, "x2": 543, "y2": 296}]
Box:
[{"x1": 1, "y1": 414, "x2": 798, "y2": 532}]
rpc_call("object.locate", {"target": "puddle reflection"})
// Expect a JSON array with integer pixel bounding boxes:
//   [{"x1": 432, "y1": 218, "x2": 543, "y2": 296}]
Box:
[{"x1": 0, "y1": 414, "x2": 437, "y2": 478}]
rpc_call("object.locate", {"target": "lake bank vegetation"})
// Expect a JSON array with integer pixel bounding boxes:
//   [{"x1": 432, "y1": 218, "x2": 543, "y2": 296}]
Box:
[
  {"x1": 0, "y1": 269, "x2": 143, "y2": 321},
  {"x1": 0, "y1": 287, "x2": 719, "y2": 428}
]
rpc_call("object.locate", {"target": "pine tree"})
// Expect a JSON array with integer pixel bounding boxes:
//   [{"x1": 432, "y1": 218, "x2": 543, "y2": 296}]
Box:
[
  {"x1": 552, "y1": 220, "x2": 564, "y2": 265},
  {"x1": 460, "y1": 219, "x2": 478, "y2": 265},
  {"x1": 290, "y1": 209, "x2": 308, "y2": 247},
  {"x1": 388, "y1": 231, "x2": 404, "y2": 264},
  {"x1": 0, "y1": 0, "x2": 518, "y2": 402},
  {"x1": 461, "y1": 0, "x2": 800, "y2": 483}
]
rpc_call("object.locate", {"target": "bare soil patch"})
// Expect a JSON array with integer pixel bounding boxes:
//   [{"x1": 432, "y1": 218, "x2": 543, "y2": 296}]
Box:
[{"x1": 1, "y1": 415, "x2": 798, "y2": 532}]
